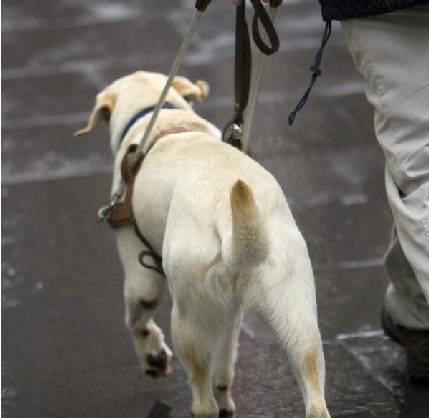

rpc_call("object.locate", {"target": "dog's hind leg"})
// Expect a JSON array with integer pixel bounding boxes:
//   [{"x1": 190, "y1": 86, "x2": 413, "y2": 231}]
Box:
[
  {"x1": 116, "y1": 227, "x2": 172, "y2": 378},
  {"x1": 211, "y1": 310, "x2": 242, "y2": 417},
  {"x1": 266, "y1": 300, "x2": 329, "y2": 418},
  {"x1": 171, "y1": 303, "x2": 219, "y2": 418},
  {"x1": 253, "y1": 255, "x2": 330, "y2": 418}
]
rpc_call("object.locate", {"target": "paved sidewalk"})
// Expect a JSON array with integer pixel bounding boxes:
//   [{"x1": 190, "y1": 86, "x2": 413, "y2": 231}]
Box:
[{"x1": 2, "y1": 1, "x2": 427, "y2": 417}]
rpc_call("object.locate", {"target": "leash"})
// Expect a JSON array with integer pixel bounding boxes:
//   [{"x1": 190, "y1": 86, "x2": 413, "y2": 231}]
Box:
[
  {"x1": 222, "y1": 0, "x2": 280, "y2": 150},
  {"x1": 222, "y1": 1, "x2": 252, "y2": 148}
]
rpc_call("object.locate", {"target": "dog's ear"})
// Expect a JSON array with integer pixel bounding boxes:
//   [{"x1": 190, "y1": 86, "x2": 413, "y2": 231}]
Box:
[
  {"x1": 74, "y1": 91, "x2": 116, "y2": 137},
  {"x1": 172, "y1": 76, "x2": 209, "y2": 102}
]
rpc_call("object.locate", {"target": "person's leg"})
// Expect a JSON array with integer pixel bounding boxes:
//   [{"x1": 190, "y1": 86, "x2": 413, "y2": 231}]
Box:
[
  {"x1": 341, "y1": 7, "x2": 429, "y2": 383},
  {"x1": 385, "y1": 228, "x2": 429, "y2": 329},
  {"x1": 341, "y1": 6, "x2": 429, "y2": 328}
]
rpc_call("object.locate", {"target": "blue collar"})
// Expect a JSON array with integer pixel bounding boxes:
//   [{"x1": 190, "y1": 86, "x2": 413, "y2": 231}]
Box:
[{"x1": 119, "y1": 102, "x2": 177, "y2": 143}]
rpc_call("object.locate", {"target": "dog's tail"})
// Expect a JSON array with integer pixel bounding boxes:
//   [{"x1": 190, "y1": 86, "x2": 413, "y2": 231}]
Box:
[{"x1": 224, "y1": 180, "x2": 268, "y2": 272}]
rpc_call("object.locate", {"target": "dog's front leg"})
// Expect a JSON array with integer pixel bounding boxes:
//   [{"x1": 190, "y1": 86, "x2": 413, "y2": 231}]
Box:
[{"x1": 116, "y1": 226, "x2": 172, "y2": 378}]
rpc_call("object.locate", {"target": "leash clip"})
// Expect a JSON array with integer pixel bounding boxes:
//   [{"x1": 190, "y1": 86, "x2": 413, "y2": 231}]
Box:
[
  {"x1": 223, "y1": 122, "x2": 243, "y2": 150},
  {"x1": 97, "y1": 192, "x2": 123, "y2": 222},
  {"x1": 229, "y1": 123, "x2": 243, "y2": 149},
  {"x1": 230, "y1": 123, "x2": 243, "y2": 142}
]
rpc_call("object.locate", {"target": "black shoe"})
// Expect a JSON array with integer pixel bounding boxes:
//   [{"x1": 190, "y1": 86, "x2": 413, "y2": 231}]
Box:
[{"x1": 382, "y1": 308, "x2": 429, "y2": 386}]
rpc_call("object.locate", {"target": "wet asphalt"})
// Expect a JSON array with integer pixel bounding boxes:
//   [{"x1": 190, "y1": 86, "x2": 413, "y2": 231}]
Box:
[{"x1": 2, "y1": 1, "x2": 428, "y2": 417}]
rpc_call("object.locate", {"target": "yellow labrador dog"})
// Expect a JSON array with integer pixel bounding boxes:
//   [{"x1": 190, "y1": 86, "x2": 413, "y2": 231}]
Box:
[{"x1": 76, "y1": 71, "x2": 330, "y2": 418}]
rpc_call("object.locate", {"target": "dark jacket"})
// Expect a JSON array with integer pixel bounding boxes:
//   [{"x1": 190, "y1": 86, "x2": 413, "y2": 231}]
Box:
[{"x1": 319, "y1": 0, "x2": 429, "y2": 21}]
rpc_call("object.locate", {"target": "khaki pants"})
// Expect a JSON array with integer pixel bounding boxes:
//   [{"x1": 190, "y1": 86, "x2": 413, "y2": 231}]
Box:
[{"x1": 341, "y1": 7, "x2": 429, "y2": 329}]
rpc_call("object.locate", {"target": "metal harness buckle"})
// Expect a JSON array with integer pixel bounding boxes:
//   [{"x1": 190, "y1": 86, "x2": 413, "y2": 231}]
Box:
[{"x1": 97, "y1": 192, "x2": 123, "y2": 222}]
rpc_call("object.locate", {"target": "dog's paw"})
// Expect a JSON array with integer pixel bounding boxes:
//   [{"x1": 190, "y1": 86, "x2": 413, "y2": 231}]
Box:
[
  {"x1": 215, "y1": 386, "x2": 235, "y2": 417},
  {"x1": 144, "y1": 346, "x2": 173, "y2": 378},
  {"x1": 219, "y1": 409, "x2": 235, "y2": 418}
]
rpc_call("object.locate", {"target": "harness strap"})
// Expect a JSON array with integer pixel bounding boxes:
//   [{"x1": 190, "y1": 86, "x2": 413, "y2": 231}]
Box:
[
  {"x1": 119, "y1": 103, "x2": 177, "y2": 145},
  {"x1": 107, "y1": 144, "x2": 140, "y2": 228},
  {"x1": 129, "y1": 7, "x2": 208, "y2": 172},
  {"x1": 108, "y1": 143, "x2": 165, "y2": 276},
  {"x1": 134, "y1": 223, "x2": 165, "y2": 276}
]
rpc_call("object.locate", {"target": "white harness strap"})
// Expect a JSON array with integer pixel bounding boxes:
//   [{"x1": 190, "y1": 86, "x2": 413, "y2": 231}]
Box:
[
  {"x1": 100, "y1": 7, "x2": 207, "y2": 221},
  {"x1": 129, "y1": 10, "x2": 204, "y2": 170}
]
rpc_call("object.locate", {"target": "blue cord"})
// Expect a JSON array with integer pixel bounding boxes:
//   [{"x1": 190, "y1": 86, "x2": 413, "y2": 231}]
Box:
[{"x1": 288, "y1": 21, "x2": 332, "y2": 126}]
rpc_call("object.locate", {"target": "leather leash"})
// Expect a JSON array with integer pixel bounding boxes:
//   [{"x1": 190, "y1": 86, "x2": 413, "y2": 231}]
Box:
[
  {"x1": 222, "y1": 2, "x2": 252, "y2": 148},
  {"x1": 223, "y1": 0, "x2": 280, "y2": 150}
]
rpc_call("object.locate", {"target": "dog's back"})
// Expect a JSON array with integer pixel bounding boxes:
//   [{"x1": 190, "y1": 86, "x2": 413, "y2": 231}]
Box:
[{"x1": 139, "y1": 134, "x2": 304, "y2": 302}]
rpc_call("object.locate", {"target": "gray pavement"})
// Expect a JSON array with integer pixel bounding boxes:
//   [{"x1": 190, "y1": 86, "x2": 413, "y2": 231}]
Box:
[{"x1": 2, "y1": 1, "x2": 428, "y2": 417}]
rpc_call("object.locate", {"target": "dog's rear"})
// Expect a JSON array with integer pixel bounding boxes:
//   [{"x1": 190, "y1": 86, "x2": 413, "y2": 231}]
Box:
[
  {"x1": 148, "y1": 152, "x2": 329, "y2": 418},
  {"x1": 228, "y1": 180, "x2": 329, "y2": 418},
  {"x1": 171, "y1": 177, "x2": 330, "y2": 418}
]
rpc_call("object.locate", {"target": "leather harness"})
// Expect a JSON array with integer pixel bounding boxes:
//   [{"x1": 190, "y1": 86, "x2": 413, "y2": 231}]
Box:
[{"x1": 107, "y1": 104, "x2": 204, "y2": 277}]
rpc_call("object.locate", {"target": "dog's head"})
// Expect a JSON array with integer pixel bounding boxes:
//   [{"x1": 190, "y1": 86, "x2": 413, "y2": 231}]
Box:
[{"x1": 74, "y1": 71, "x2": 209, "y2": 152}]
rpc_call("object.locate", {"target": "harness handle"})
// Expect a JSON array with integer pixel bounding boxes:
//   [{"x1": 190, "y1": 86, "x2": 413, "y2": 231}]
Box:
[{"x1": 250, "y1": 0, "x2": 280, "y2": 55}]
